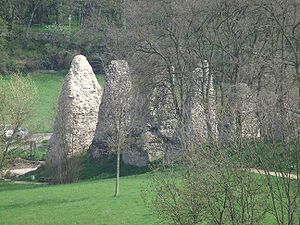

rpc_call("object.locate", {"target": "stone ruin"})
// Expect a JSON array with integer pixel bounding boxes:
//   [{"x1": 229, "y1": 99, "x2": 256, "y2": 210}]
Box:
[
  {"x1": 219, "y1": 83, "x2": 259, "y2": 144},
  {"x1": 47, "y1": 56, "x2": 262, "y2": 169},
  {"x1": 46, "y1": 55, "x2": 102, "y2": 167},
  {"x1": 88, "y1": 60, "x2": 132, "y2": 159},
  {"x1": 256, "y1": 67, "x2": 300, "y2": 141},
  {"x1": 87, "y1": 60, "x2": 173, "y2": 167},
  {"x1": 88, "y1": 60, "x2": 178, "y2": 167},
  {"x1": 124, "y1": 61, "x2": 219, "y2": 166},
  {"x1": 123, "y1": 76, "x2": 178, "y2": 167},
  {"x1": 189, "y1": 60, "x2": 217, "y2": 142}
]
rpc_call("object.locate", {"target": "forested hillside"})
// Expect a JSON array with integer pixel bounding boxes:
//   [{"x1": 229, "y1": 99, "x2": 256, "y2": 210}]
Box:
[
  {"x1": 1, "y1": 0, "x2": 300, "y2": 110},
  {"x1": 0, "y1": 0, "x2": 124, "y2": 73}
]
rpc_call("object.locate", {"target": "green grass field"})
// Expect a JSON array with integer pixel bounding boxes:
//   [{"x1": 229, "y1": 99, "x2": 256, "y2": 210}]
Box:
[
  {"x1": 26, "y1": 71, "x2": 65, "y2": 133},
  {"x1": 1, "y1": 71, "x2": 104, "y2": 133},
  {"x1": 0, "y1": 174, "x2": 164, "y2": 225},
  {"x1": 0, "y1": 172, "x2": 283, "y2": 225}
]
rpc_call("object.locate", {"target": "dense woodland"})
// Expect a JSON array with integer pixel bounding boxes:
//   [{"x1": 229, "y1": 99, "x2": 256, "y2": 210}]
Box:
[
  {"x1": 1, "y1": 0, "x2": 300, "y2": 109},
  {"x1": 0, "y1": 0, "x2": 125, "y2": 73}
]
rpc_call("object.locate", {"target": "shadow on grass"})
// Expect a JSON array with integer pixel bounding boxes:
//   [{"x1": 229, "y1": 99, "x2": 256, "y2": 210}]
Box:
[
  {"x1": 80, "y1": 155, "x2": 150, "y2": 180},
  {"x1": 0, "y1": 181, "x2": 47, "y2": 192},
  {"x1": 15, "y1": 165, "x2": 48, "y2": 182},
  {"x1": 0, "y1": 197, "x2": 89, "y2": 211},
  {"x1": 16, "y1": 153, "x2": 151, "y2": 183}
]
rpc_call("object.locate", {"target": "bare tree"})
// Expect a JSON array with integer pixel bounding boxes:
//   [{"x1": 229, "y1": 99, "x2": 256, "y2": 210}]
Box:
[
  {"x1": 109, "y1": 96, "x2": 132, "y2": 196},
  {"x1": 129, "y1": 1, "x2": 300, "y2": 224},
  {"x1": 89, "y1": 60, "x2": 133, "y2": 196},
  {"x1": 0, "y1": 74, "x2": 37, "y2": 175},
  {"x1": 144, "y1": 128, "x2": 269, "y2": 225}
]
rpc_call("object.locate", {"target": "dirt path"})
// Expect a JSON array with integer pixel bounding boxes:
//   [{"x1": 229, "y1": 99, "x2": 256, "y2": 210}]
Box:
[
  {"x1": 5, "y1": 159, "x2": 45, "y2": 177},
  {"x1": 9, "y1": 180, "x2": 46, "y2": 185},
  {"x1": 29, "y1": 133, "x2": 52, "y2": 142},
  {"x1": 7, "y1": 133, "x2": 52, "y2": 151},
  {"x1": 250, "y1": 168, "x2": 298, "y2": 180},
  {"x1": 9, "y1": 166, "x2": 41, "y2": 176}
]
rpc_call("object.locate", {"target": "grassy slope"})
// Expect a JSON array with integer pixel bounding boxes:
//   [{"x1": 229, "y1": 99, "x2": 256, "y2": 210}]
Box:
[
  {"x1": 0, "y1": 173, "x2": 282, "y2": 225},
  {"x1": 26, "y1": 71, "x2": 65, "y2": 133},
  {"x1": 0, "y1": 155, "x2": 291, "y2": 225},
  {"x1": 0, "y1": 174, "x2": 163, "y2": 225}
]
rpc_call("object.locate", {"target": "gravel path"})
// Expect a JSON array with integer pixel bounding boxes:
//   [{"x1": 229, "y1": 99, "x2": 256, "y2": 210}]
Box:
[
  {"x1": 29, "y1": 133, "x2": 52, "y2": 142},
  {"x1": 9, "y1": 166, "x2": 41, "y2": 176},
  {"x1": 250, "y1": 168, "x2": 298, "y2": 180}
]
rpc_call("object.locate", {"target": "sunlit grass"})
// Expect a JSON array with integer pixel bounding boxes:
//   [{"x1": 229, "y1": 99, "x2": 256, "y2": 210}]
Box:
[{"x1": 0, "y1": 174, "x2": 162, "y2": 225}]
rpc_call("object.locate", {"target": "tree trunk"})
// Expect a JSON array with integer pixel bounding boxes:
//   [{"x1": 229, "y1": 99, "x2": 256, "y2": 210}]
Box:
[
  {"x1": 123, "y1": 0, "x2": 126, "y2": 30},
  {"x1": 57, "y1": 1, "x2": 63, "y2": 25},
  {"x1": 295, "y1": 61, "x2": 300, "y2": 111},
  {"x1": 8, "y1": 7, "x2": 15, "y2": 31},
  {"x1": 27, "y1": 0, "x2": 41, "y2": 28},
  {"x1": 115, "y1": 146, "x2": 120, "y2": 197},
  {"x1": 298, "y1": 83, "x2": 300, "y2": 111}
]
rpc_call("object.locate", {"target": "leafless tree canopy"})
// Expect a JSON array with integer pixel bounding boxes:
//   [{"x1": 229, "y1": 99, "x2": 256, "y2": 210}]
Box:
[
  {"x1": 0, "y1": 75, "x2": 37, "y2": 174},
  {"x1": 103, "y1": 0, "x2": 300, "y2": 224}
]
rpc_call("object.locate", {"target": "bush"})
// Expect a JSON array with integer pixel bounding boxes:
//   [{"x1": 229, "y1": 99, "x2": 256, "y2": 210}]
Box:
[{"x1": 45, "y1": 153, "x2": 84, "y2": 184}]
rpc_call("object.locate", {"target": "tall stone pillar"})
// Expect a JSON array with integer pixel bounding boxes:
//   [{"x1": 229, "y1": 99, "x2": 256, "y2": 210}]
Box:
[
  {"x1": 89, "y1": 60, "x2": 132, "y2": 159},
  {"x1": 46, "y1": 55, "x2": 102, "y2": 168}
]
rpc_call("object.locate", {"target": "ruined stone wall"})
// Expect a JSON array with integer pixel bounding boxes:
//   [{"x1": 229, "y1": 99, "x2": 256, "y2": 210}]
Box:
[
  {"x1": 123, "y1": 72, "x2": 177, "y2": 167},
  {"x1": 190, "y1": 60, "x2": 217, "y2": 142},
  {"x1": 257, "y1": 68, "x2": 300, "y2": 141},
  {"x1": 124, "y1": 61, "x2": 219, "y2": 166},
  {"x1": 219, "y1": 83, "x2": 258, "y2": 144}
]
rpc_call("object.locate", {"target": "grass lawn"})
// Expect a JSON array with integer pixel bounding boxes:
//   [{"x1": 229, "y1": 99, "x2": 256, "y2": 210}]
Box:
[
  {"x1": 0, "y1": 71, "x2": 104, "y2": 133},
  {"x1": 0, "y1": 172, "x2": 285, "y2": 225},
  {"x1": 0, "y1": 155, "x2": 295, "y2": 225},
  {"x1": 25, "y1": 71, "x2": 65, "y2": 133},
  {"x1": 0, "y1": 174, "x2": 163, "y2": 225}
]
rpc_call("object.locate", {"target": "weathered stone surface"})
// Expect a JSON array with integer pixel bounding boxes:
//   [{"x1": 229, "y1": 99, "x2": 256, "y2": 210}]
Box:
[
  {"x1": 123, "y1": 69, "x2": 178, "y2": 167},
  {"x1": 46, "y1": 55, "x2": 102, "y2": 166},
  {"x1": 257, "y1": 73, "x2": 300, "y2": 141},
  {"x1": 219, "y1": 83, "x2": 258, "y2": 144},
  {"x1": 126, "y1": 61, "x2": 218, "y2": 166},
  {"x1": 150, "y1": 84, "x2": 178, "y2": 140},
  {"x1": 190, "y1": 60, "x2": 217, "y2": 142},
  {"x1": 89, "y1": 60, "x2": 132, "y2": 159},
  {"x1": 123, "y1": 126, "x2": 169, "y2": 167},
  {"x1": 122, "y1": 129, "x2": 163, "y2": 167}
]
